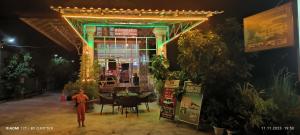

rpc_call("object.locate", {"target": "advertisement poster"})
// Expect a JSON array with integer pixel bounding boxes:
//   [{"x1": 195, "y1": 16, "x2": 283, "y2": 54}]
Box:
[
  {"x1": 160, "y1": 80, "x2": 180, "y2": 120},
  {"x1": 243, "y1": 2, "x2": 294, "y2": 52},
  {"x1": 178, "y1": 81, "x2": 203, "y2": 125}
]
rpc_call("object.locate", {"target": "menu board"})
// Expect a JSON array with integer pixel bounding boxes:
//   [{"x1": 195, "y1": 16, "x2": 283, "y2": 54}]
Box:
[
  {"x1": 159, "y1": 80, "x2": 180, "y2": 120},
  {"x1": 178, "y1": 81, "x2": 203, "y2": 125}
]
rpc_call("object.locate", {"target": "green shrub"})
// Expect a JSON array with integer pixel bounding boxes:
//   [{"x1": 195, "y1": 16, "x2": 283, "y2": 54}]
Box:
[
  {"x1": 63, "y1": 80, "x2": 99, "y2": 99},
  {"x1": 63, "y1": 80, "x2": 80, "y2": 96},
  {"x1": 80, "y1": 80, "x2": 99, "y2": 99},
  {"x1": 154, "y1": 79, "x2": 164, "y2": 96},
  {"x1": 206, "y1": 99, "x2": 227, "y2": 127},
  {"x1": 149, "y1": 55, "x2": 169, "y2": 81},
  {"x1": 267, "y1": 69, "x2": 299, "y2": 125},
  {"x1": 0, "y1": 53, "x2": 34, "y2": 98},
  {"x1": 237, "y1": 83, "x2": 277, "y2": 128}
]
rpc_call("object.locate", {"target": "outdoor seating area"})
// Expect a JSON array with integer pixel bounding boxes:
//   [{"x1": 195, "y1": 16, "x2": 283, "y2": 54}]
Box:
[{"x1": 97, "y1": 83, "x2": 155, "y2": 117}]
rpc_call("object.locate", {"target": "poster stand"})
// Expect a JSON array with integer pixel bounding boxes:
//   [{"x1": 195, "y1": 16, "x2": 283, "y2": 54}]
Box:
[
  {"x1": 159, "y1": 80, "x2": 180, "y2": 120},
  {"x1": 177, "y1": 81, "x2": 204, "y2": 129}
]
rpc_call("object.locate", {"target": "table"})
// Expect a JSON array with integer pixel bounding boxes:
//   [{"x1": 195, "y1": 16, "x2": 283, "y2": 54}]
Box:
[
  {"x1": 116, "y1": 91, "x2": 139, "y2": 97},
  {"x1": 115, "y1": 92, "x2": 140, "y2": 117}
]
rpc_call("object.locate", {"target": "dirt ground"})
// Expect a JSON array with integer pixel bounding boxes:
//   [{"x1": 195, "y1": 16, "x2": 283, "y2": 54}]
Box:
[{"x1": 0, "y1": 93, "x2": 210, "y2": 135}]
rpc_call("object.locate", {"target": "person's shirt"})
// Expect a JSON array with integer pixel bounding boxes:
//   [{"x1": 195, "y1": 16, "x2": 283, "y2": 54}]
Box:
[{"x1": 72, "y1": 93, "x2": 89, "y2": 104}]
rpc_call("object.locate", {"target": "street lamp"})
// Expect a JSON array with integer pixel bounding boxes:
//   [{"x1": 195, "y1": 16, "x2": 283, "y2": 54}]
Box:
[{"x1": 6, "y1": 38, "x2": 15, "y2": 44}]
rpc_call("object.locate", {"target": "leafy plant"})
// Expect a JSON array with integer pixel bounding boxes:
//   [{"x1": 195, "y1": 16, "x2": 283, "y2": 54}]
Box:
[
  {"x1": 0, "y1": 53, "x2": 35, "y2": 98},
  {"x1": 63, "y1": 57, "x2": 100, "y2": 99},
  {"x1": 223, "y1": 90, "x2": 246, "y2": 130},
  {"x1": 80, "y1": 80, "x2": 99, "y2": 99},
  {"x1": 47, "y1": 55, "x2": 73, "y2": 90},
  {"x1": 237, "y1": 83, "x2": 277, "y2": 128},
  {"x1": 177, "y1": 20, "x2": 253, "y2": 131},
  {"x1": 229, "y1": 69, "x2": 299, "y2": 134},
  {"x1": 214, "y1": 18, "x2": 253, "y2": 81},
  {"x1": 63, "y1": 80, "x2": 81, "y2": 96},
  {"x1": 4, "y1": 53, "x2": 34, "y2": 79},
  {"x1": 178, "y1": 30, "x2": 230, "y2": 85},
  {"x1": 167, "y1": 70, "x2": 189, "y2": 83},
  {"x1": 63, "y1": 80, "x2": 99, "y2": 99},
  {"x1": 149, "y1": 55, "x2": 170, "y2": 97},
  {"x1": 206, "y1": 99, "x2": 227, "y2": 127},
  {"x1": 266, "y1": 69, "x2": 299, "y2": 126},
  {"x1": 153, "y1": 79, "x2": 164, "y2": 96},
  {"x1": 149, "y1": 55, "x2": 169, "y2": 81}
]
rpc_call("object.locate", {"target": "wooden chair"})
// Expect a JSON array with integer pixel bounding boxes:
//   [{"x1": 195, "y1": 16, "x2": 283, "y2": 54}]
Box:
[
  {"x1": 113, "y1": 87, "x2": 127, "y2": 94},
  {"x1": 128, "y1": 87, "x2": 140, "y2": 94},
  {"x1": 98, "y1": 93, "x2": 118, "y2": 114},
  {"x1": 138, "y1": 92, "x2": 153, "y2": 112},
  {"x1": 115, "y1": 96, "x2": 140, "y2": 117},
  {"x1": 99, "y1": 86, "x2": 114, "y2": 93}
]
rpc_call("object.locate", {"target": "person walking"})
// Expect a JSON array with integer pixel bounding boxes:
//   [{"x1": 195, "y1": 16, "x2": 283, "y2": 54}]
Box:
[{"x1": 72, "y1": 89, "x2": 89, "y2": 127}]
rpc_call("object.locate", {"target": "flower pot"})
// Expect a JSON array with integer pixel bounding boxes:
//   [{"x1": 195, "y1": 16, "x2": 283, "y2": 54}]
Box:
[
  {"x1": 226, "y1": 129, "x2": 239, "y2": 135},
  {"x1": 213, "y1": 126, "x2": 225, "y2": 135}
]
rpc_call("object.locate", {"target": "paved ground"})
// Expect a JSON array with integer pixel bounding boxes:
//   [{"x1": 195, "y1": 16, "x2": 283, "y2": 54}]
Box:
[{"x1": 0, "y1": 93, "x2": 210, "y2": 135}]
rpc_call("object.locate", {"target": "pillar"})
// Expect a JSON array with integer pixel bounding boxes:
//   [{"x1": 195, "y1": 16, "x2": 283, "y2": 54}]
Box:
[
  {"x1": 86, "y1": 26, "x2": 96, "y2": 65},
  {"x1": 82, "y1": 26, "x2": 96, "y2": 80},
  {"x1": 153, "y1": 28, "x2": 168, "y2": 58}
]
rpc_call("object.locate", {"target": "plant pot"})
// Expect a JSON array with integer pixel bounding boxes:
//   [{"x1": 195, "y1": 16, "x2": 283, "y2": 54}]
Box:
[
  {"x1": 213, "y1": 126, "x2": 225, "y2": 135},
  {"x1": 226, "y1": 129, "x2": 239, "y2": 135}
]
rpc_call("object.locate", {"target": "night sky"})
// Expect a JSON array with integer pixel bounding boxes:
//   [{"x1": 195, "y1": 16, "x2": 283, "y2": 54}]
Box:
[
  {"x1": 0, "y1": 0, "x2": 295, "y2": 83},
  {"x1": 0, "y1": 0, "x2": 282, "y2": 51}
]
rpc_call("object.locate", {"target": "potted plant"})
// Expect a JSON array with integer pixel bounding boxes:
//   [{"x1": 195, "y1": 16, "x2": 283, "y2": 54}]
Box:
[
  {"x1": 212, "y1": 121, "x2": 226, "y2": 135},
  {"x1": 80, "y1": 80, "x2": 99, "y2": 112},
  {"x1": 206, "y1": 99, "x2": 227, "y2": 135},
  {"x1": 149, "y1": 55, "x2": 169, "y2": 103},
  {"x1": 63, "y1": 80, "x2": 80, "y2": 101},
  {"x1": 222, "y1": 88, "x2": 247, "y2": 135},
  {"x1": 224, "y1": 116, "x2": 243, "y2": 135},
  {"x1": 235, "y1": 83, "x2": 281, "y2": 134}
]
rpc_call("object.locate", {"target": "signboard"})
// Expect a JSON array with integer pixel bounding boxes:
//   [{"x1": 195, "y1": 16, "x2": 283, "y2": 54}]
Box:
[
  {"x1": 96, "y1": 27, "x2": 110, "y2": 36},
  {"x1": 244, "y1": 2, "x2": 294, "y2": 52},
  {"x1": 114, "y1": 29, "x2": 138, "y2": 37},
  {"x1": 159, "y1": 80, "x2": 180, "y2": 120},
  {"x1": 178, "y1": 81, "x2": 203, "y2": 125},
  {"x1": 164, "y1": 80, "x2": 180, "y2": 88},
  {"x1": 96, "y1": 27, "x2": 102, "y2": 36}
]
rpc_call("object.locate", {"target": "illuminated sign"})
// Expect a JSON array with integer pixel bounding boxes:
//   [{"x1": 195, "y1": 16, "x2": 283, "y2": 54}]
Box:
[
  {"x1": 244, "y1": 2, "x2": 294, "y2": 52},
  {"x1": 114, "y1": 29, "x2": 138, "y2": 37}
]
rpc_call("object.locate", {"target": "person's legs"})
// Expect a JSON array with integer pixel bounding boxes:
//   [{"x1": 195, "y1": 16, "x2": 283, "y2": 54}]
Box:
[
  {"x1": 77, "y1": 107, "x2": 81, "y2": 127},
  {"x1": 80, "y1": 105, "x2": 86, "y2": 127},
  {"x1": 81, "y1": 112, "x2": 85, "y2": 127}
]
